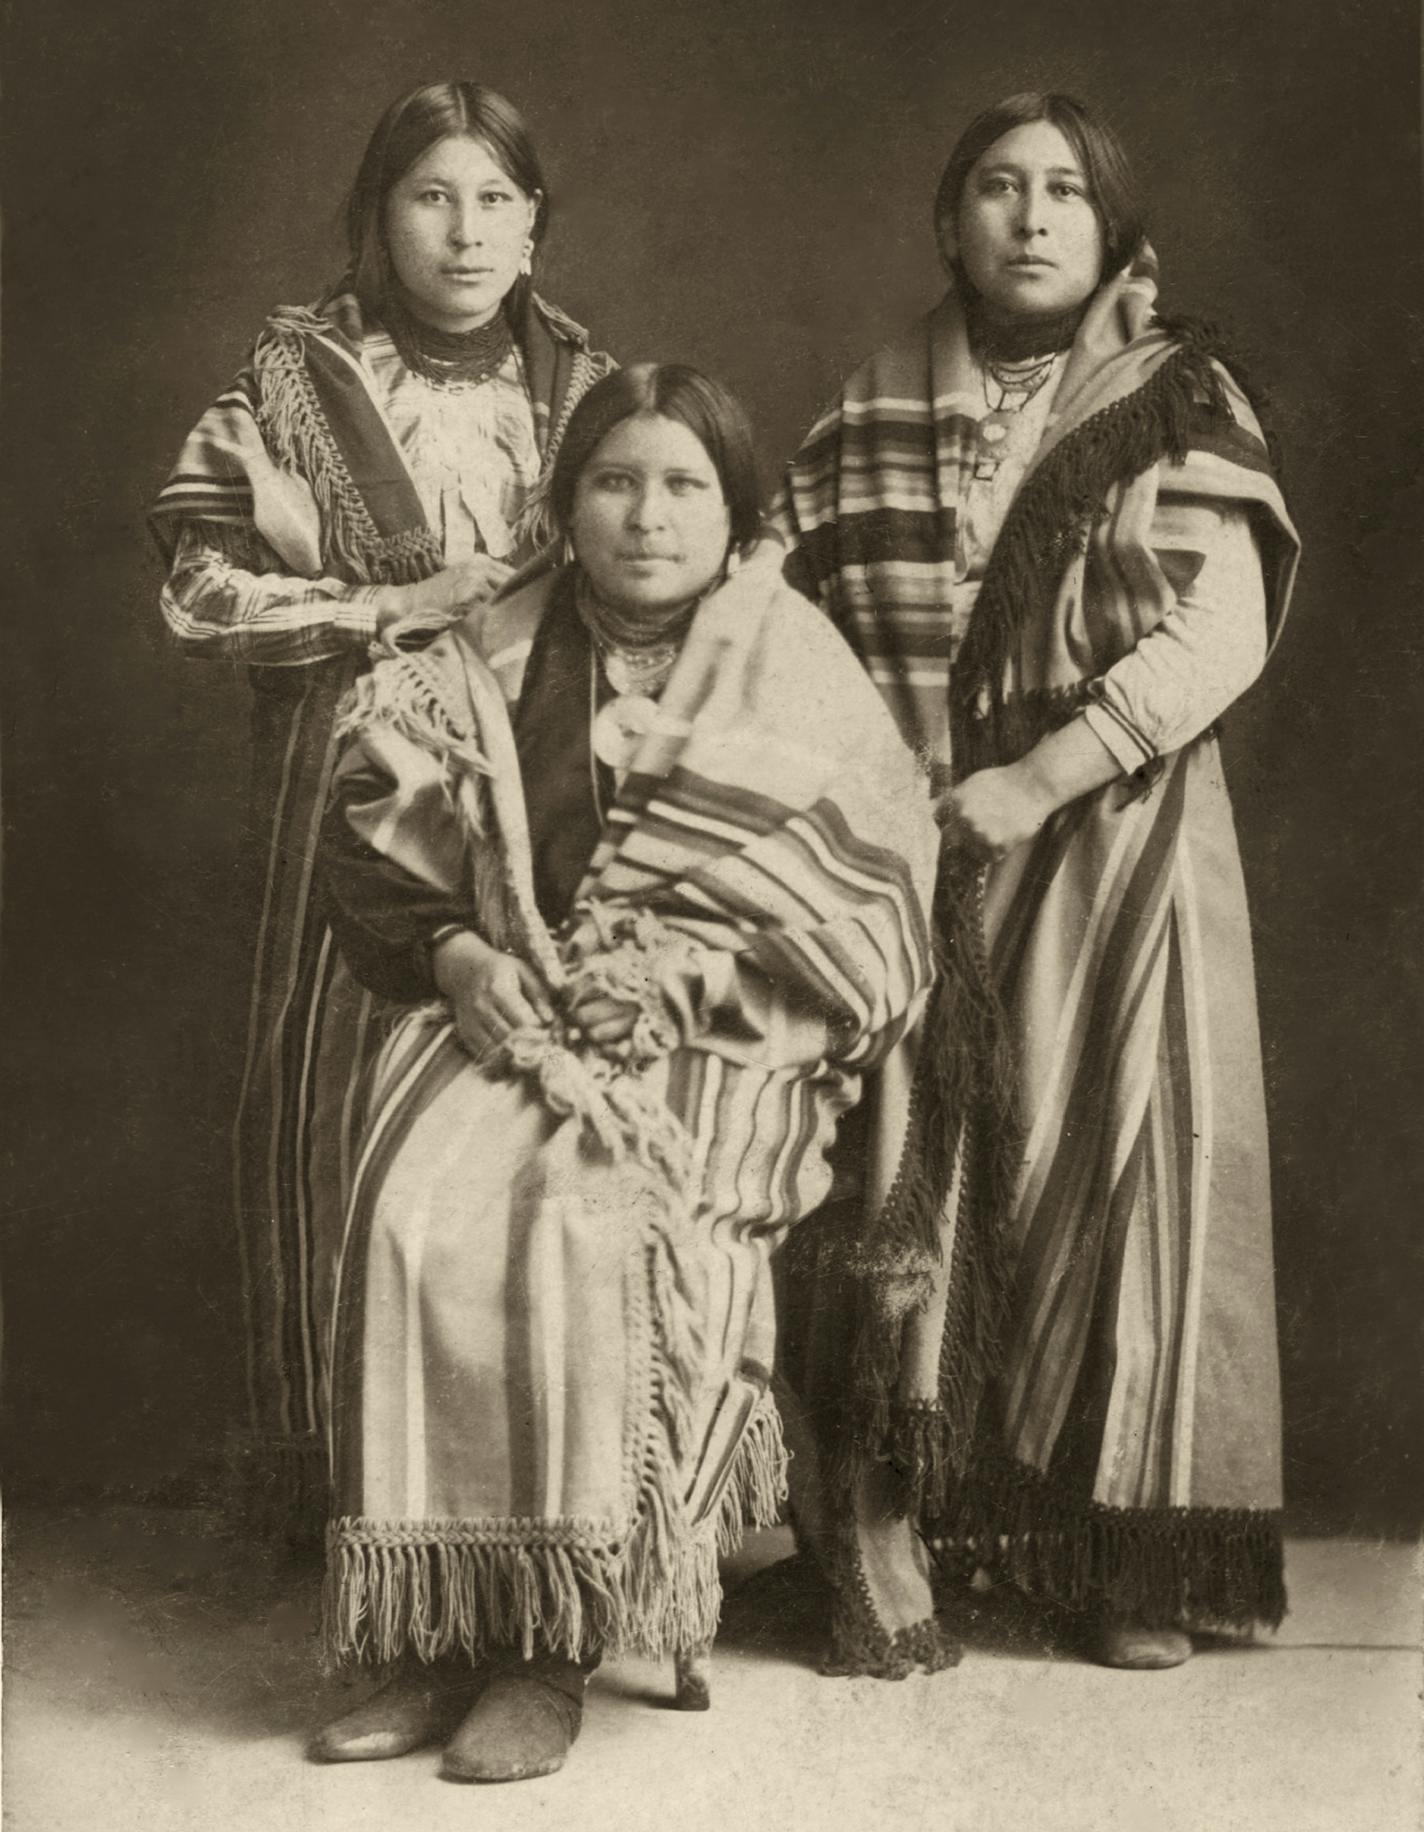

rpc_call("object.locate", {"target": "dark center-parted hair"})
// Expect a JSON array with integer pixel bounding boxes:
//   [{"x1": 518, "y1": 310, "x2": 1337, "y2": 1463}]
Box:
[
  {"x1": 550, "y1": 365, "x2": 765, "y2": 554},
  {"x1": 344, "y1": 82, "x2": 549, "y2": 310},
  {"x1": 934, "y1": 91, "x2": 1146, "y2": 282}
]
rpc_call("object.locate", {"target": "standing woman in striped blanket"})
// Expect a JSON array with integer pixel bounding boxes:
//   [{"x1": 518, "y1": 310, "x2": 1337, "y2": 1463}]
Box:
[
  {"x1": 149, "y1": 83, "x2": 614, "y2": 1527},
  {"x1": 776, "y1": 93, "x2": 1300, "y2": 1672},
  {"x1": 308, "y1": 364, "x2": 938, "y2": 1779}
]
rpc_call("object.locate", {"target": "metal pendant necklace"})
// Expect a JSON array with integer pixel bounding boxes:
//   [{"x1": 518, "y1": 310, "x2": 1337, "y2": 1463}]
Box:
[
  {"x1": 972, "y1": 352, "x2": 1060, "y2": 482},
  {"x1": 576, "y1": 574, "x2": 695, "y2": 782}
]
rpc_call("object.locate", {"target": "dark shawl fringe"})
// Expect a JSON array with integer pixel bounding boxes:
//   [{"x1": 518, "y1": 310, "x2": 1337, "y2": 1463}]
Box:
[
  {"x1": 831, "y1": 331, "x2": 1254, "y2": 1524},
  {"x1": 825, "y1": 853, "x2": 1019, "y2": 1511},
  {"x1": 821, "y1": 1524, "x2": 964, "y2": 1679},
  {"x1": 1152, "y1": 311, "x2": 1285, "y2": 479},
  {"x1": 951, "y1": 331, "x2": 1232, "y2": 781},
  {"x1": 923, "y1": 1438, "x2": 1287, "y2": 1630}
]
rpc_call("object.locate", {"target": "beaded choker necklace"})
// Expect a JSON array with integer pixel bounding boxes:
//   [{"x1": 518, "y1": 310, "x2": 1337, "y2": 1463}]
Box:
[
  {"x1": 384, "y1": 293, "x2": 515, "y2": 387},
  {"x1": 956, "y1": 262, "x2": 1087, "y2": 365},
  {"x1": 575, "y1": 572, "x2": 699, "y2": 694},
  {"x1": 576, "y1": 573, "x2": 704, "y2": 784},
  {"x1": 969, "y1": 303, "x2": 1084, "y2": 364}
]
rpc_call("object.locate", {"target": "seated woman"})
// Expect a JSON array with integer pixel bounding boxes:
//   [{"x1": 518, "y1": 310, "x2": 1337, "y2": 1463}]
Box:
[
  {"x1": 777, "y1": 93, "x2": 1300, "y2": 1672},
  {"x1": 312, "y1": 364, "x2": 940, "y2": 1781}
]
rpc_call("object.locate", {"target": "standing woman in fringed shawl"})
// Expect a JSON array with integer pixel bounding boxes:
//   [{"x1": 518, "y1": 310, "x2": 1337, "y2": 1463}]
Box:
[
  {"x1": 307, "y1": 365, "x2": 938, "y2": 1780},
  {"x1": 776, "y1": 93, "x2": 1300, "y2": 1674},
  {"x1": 149, "y1": 83, "x2": 614, "y2": 1528}
]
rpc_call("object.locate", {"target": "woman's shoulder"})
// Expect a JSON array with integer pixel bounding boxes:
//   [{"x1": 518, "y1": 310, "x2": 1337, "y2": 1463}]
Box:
[
  {"x1": 524, "y1": 290, "x2": 616, "y2": 378},
  {"x1": 253, "y1": 292, "x2": 364, "y2": 350},
  {"x1": 525, "y1": 290, "x2": 594, "y2": 349},
  {"x1": 453, "y1": 567, "x2": 558, "y2": 685}
]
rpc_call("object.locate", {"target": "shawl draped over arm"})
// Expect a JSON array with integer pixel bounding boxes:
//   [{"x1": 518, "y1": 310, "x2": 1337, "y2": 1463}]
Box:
[{"x1": 314, "y1": 559, "x2": 940, "y2": 1669}]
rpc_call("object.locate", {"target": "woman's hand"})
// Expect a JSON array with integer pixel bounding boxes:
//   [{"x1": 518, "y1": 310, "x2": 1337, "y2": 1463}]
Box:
[
  {"x1": 565, "y1": 985, "x2": 640, "y2": 1046},
  {"x1": 375, "y1": 555, "x2": 515, "y2": 636},
  {"x1": 432, "y1": 929, "x2": 553, "y2": 1059},
  {"x1": 935, "y1": 763, "x2": 1056, "y2": 864},
  {"x1": 936, "y1": 718, "x2": 1126, "y2": 864}
]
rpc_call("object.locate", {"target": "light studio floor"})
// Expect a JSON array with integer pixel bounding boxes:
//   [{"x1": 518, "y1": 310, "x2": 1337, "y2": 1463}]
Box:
[{"x1": 3, "y1": 1508, "x2": 1418, "y2": 1832}]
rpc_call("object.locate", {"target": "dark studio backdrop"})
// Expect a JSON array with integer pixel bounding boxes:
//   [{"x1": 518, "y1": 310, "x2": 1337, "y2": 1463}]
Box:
[{"x1": 2, "y1": 0, "x2": 1420, "y2": 1536}]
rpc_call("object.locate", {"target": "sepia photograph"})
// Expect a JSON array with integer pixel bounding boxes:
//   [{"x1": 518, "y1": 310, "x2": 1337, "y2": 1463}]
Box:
[{"x1": 2, "y1": 1, "x2": 1420, "y2": 1828}]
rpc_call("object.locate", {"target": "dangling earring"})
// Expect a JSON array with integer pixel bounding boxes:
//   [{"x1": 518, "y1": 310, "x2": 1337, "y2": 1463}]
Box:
[
  {"x1": 520, "y1": 239, "x2": 534, "y2": 277},
  {"x1": 724, "y1": 545, "x2": 742, "y2": 579},
  {"x1": 561, "y1": 535, "x2": 576, "y2": 568}
]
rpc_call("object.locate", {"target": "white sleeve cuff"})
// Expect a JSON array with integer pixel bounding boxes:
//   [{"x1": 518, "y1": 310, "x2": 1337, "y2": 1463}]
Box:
[{"x1": 1082, "y1": 699, "x2": 1155, "y2": 776}]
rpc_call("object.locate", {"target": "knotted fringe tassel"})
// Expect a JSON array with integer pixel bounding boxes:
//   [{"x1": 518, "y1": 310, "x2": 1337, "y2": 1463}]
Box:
[
  {"x1": 252, "y1": 322, "x2": 443, "y2": 587},
  {"x1": 321, "y1": 1518, "x2": 723, "y2": 1672},
  {"x1": 714, "y1": 1393, "x2": 791, "y2": 1557},
  {"x1": 336, "y1": 652, "x2": 494, "y2": 800},
  {"x1": 323, "y1": 1141, "x2": 726, "y2": 1670},
  {"x1": 930, "y1": 1453, "x2": 1287, "y2": 1631}
]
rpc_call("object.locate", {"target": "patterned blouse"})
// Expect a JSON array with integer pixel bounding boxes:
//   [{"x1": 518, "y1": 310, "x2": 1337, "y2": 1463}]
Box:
[{"x1": 159, "y1": 345, "x2": 539, "y2": 668}]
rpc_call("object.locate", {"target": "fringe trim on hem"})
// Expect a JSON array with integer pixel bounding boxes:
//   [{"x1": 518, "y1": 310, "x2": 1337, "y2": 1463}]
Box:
[
  {"x1": 319, "y1": 1386, "x2": 788, "y2": 1669},
  {"x1": 921, "y1": 1439, "x2": 1287, "y2": 1631},
  {"x1": 820, "y1": 1526, "x2": 962, "y2": 1680},
  {"x1": 714, "y1": 1394, "x2": 790, "y2": 1557},
  {"x1": 320, "y1": 1515, "x2": 721, "y2": 1671},
  {"x1": 321, "y1": 1169, "x2": 738, "y2": 1671}
]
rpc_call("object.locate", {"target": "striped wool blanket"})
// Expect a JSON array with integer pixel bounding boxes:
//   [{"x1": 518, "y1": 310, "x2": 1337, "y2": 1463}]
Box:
[
  {"x1": 148, "y1": 290, "x2": 612, "y2": 1528},
  {"x1": 776, "y1": 251, "x2": 1302, "y2": 1657},
  {"x1": 320, "y1": 559, "x2": 939, "y2": 1665}
]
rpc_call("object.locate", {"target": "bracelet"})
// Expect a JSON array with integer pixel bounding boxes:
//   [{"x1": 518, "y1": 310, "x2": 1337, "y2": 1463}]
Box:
[
  {"x1": 429, "y1": 922, "x2": 473, "y2": 952},
  {"x1": 416, "y1": 922, "x2": 477, "y2": 988}
]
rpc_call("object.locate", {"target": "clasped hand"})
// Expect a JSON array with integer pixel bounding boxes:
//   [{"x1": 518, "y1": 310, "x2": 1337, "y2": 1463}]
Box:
[
  {"x1": 432, "y1": 930, "x2": 641, "y2": 1059},
  {"x1": 375, "y1": 554, "x2": 515, "y2": 639},
  {"x1": 935, "y1": 763, "x2": 1056, "y2": 865}
]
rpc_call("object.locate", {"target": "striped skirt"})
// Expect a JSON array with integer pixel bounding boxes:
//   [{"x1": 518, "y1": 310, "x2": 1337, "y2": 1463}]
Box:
[{"x1": 322, "y1": 1010, "x2": 799, "y2": 1666}]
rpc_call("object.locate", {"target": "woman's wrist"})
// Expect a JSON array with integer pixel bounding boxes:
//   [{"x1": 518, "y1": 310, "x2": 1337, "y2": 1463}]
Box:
[
  {"x1": 430, "y1": 925, "x2": 493, "y2": 991},
  {"x1": 370, "y1": 582, "x2": 418, "y2": 636},
  {"x1": 1010, "y1": 716, "x2": 1121, "y2": 817}
]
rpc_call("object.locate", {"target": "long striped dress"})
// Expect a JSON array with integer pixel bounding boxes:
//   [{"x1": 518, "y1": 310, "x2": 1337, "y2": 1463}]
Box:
[
  {"x1": 775, "y1": 248, "x2": 1301, "y2": 1659},
  {"x1": 150, "y1": 287, "x2": 613, "y2": 1526}
]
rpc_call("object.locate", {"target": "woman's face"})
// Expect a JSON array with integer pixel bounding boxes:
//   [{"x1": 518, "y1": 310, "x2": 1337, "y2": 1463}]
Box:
[
  {"x1": 384, "y1": 134, "x2": 538, "y2": 332},
  {"x1": 571, "y1": 413, "x2": 732, "y2": 621},
  {"x1": 954, "y1": 120, "x2": 1105, "y2": 319}
]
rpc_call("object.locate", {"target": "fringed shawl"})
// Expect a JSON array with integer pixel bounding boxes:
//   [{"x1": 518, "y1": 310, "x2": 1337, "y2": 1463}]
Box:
[
  {"x1": 148, "y1": 286, "x2": 613, "y2": 1538},
  {"x1": 318, "y1": 558, "x2": 940, "y2": 1665},
  {"x1": 149, "y1": 285, "x2": 613, "y2": 585},
  {"x1": 776, "y1": 250, "x2": 1302, "y2": 1658},
  {"x1": 778, "y1": 249, "x2": 1298, "y2": 781}
]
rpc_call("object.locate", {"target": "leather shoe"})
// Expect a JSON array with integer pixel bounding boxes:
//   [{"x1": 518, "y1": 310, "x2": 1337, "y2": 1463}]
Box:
[
  {"x1": 308, "y1": 1662, "x2": 485, "y2": 1763},
  {"x1": 440, "y1": 1658, "x2": 589, "y2": 1783},
  {"x1": 1093, "y1": 1618, "x2": 1194, "y2": 1669}
]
